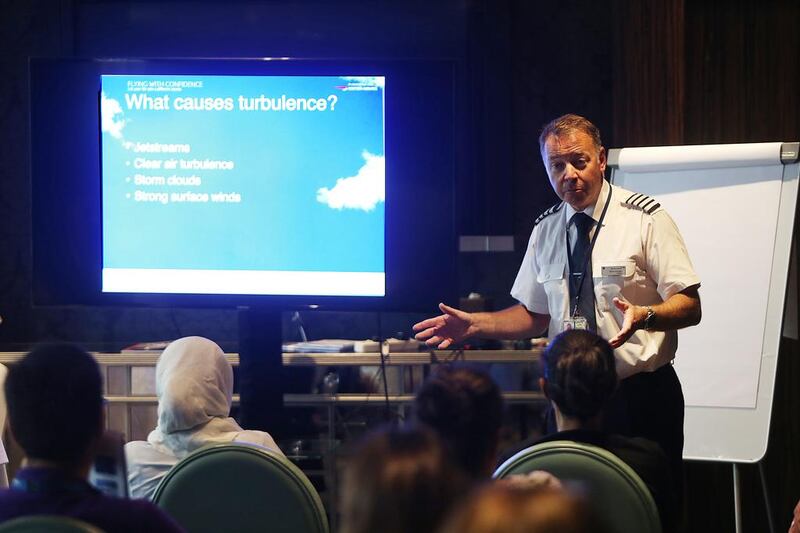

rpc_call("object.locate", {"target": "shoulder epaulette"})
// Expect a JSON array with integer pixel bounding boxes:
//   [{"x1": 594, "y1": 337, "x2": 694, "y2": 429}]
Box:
[
  {"x1": 623, "y1": 192, "x2": 661, "y2": 215},
  {"x1": 533, "y1": 202, "x2": 563, "y2": 226}
]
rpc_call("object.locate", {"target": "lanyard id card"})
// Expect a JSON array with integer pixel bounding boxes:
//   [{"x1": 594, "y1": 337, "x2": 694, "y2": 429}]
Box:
[{"x1": 563, "y1": 316, "x2": 589, "y2": 330}]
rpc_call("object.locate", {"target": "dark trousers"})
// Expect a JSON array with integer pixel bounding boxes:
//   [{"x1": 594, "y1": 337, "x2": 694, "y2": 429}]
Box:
[
  {"x1": 604, "y1": 363, "x2": 685, "y2": 510},
  {"x1": 604, "y1": 364, "x2": 684, "y2": 465}
]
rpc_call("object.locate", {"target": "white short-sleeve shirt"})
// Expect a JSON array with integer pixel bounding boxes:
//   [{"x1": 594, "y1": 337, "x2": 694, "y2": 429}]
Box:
[
  {"x1": 125, "y1": 431, "x2": 282, "y2": 500},
  {"x1": 511, "y1": 179, "x2": 701, "y2": 379}
]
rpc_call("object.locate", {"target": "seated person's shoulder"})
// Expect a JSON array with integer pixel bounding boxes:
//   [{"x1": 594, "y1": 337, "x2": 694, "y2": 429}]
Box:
[
  {"x1": 125, "y1": 441, "x2": 178, "y2": 501},
  {"x1": 125, "y1": 440, "x2": 177, "y2": 464},
  {"x1": 604, "y1": 433, "x2": 672, "y2": 483},
  {"x1": 233, "y1": 430, "x2": 284, "y2": 456},
  {"x1": 94, "y1": 495, "x2": 185, "y2": 532},
  {"x1": 607, "y1": 434, "x2": 669, "y2": 462}
]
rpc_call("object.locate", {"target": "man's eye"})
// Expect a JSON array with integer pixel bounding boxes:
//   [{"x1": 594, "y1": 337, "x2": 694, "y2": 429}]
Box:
[{"x1": 551, "y1": 162, "x2": 565, "y2": 171}]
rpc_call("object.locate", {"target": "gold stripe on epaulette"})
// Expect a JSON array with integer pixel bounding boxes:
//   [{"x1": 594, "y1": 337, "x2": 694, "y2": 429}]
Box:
[
  {"x1": 533, "y1": 202, "x2": 563, "y2": 226},
  {"x1": 624, "y1": 193, "x2": 661, "y2": 215}
]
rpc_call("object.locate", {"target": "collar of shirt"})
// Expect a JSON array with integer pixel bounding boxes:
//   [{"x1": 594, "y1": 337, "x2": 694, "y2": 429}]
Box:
[
  {"x1": 564, "y1": 179, "x2": 610, "y2": 252},
  {"x1": 11, "y1": 467, "x2": 97, "y2": 496},
  {"x1": 563, "y1": 178, "x2": 610, "y2": 227}
]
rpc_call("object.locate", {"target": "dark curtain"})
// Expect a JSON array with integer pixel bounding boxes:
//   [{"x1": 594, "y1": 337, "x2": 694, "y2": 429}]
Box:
[
  {"x1": 612, "y1": 0, "x2": 685, "y2": 146},
  {"x1": 612, "y1": 1, "x2": 800, "y2": 531}
]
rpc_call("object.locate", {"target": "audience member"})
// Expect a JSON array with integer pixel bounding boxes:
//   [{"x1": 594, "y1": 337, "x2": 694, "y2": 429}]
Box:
[
  {"x1": 340, "y1": 425, "x2": 466, "y2": 533},
  {"x1": 504, "y1": 329, "x2": 676, "y2": 532},
  {"x1": 125, "y1": 336, "x2": 283, "y2": 499},
  {"x1": 440, "y1": 482, "x2": 604, "y2": 533},
  {"x1": 0, "y1": 343, "x2": 181, "y2": 532},
  {"x1": 414, "y1": 365, "x2": 504, "y2": 480}
]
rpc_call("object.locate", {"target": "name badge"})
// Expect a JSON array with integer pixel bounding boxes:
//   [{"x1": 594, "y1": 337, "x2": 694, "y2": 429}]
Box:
[
  {"x1": 563, "y1": 316, "x2": 589, "y2": 331},
  {"x1": 601, "y1": 265, "x2": 626, "y2": 277}
]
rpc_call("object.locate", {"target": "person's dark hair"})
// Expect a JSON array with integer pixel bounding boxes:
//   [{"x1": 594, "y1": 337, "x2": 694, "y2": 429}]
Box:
[
  {"x1": 440, "y1": 483, "x2": 607, "y2": 533},
  {"x1": 5, "y1": 343, "x2": 103, "y2": 464},
  {"x1": 414, "y1": 365, "x2": 504, "y2": 479},
  {"x1": 340, "y1": 425, "x2": 465, "y2": 533},
  {"x1": 539, "y1": 113, "x2": 603, "y2": 154},
  {"x1": 541, "y1": 330, "x2": 617, "y2": 422}
]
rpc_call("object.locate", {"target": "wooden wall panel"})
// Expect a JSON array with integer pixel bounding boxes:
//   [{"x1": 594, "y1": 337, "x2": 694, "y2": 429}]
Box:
[
  {"x1": 612, "y1": 0, "x2": 685, "y2": 146},
  {"x1": 612, "y1": 1, "x2": 800, "y2": 531},
  {"x1": 684, "y1": 0, "x2": 800, "y2": 143}
]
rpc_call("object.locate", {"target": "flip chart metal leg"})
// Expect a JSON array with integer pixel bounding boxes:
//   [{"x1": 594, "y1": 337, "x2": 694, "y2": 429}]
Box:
[
  {"x1": 758, "y1": 461, "x2": 776, "y2": 533},
  {"x1": 732, "y1": 462, "x2": 777, "y2": 533},
  {"x1": 733, "y1": 463, "x2": 742, "y2": 533}
]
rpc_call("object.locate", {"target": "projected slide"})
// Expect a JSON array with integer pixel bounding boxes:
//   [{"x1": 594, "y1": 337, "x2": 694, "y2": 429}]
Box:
[{"x1": 100, "y1": 74, "x2": 385, "y2": 296}]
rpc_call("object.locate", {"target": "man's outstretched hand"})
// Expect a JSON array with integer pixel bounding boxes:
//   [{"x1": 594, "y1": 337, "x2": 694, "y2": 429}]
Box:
[
  {"x1": 608, "y1": 296, "x2": 644, "y2": 348},
  {"x1": 412, "y1": 303, "x2": 476, "y2": 349}
]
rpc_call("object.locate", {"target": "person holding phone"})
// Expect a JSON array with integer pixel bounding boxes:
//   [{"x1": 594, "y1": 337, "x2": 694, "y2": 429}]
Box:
[{"x1": 0, "y1": 343, "x2": 182, "y2": 532}]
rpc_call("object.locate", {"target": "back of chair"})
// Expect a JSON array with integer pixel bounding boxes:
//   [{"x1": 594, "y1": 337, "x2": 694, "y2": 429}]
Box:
[
  {"x1": 0, "y1": 516, "x2": 104, "y2": 533},
  {"x1": 153, "y1": 443, "x2": 328, "y2": 533},
  {"x1": 494, "y1": 440, "x2": 662, "y2": 533}
]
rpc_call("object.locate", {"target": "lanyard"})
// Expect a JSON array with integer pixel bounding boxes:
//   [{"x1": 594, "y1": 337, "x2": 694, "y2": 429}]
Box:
[{"x1": 566, "y1": 184, "x2": 613, "y2": 318}]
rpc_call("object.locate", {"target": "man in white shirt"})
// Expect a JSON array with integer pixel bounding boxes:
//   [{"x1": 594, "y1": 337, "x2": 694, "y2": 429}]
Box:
[{"x1": 413, "y1": 114, "x2": 701, "y2": 483}]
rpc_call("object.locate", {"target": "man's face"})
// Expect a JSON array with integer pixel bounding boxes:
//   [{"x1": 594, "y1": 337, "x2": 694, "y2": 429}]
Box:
[{"x1": 542, "y1": 131, "x2": 607, "y2": 211}]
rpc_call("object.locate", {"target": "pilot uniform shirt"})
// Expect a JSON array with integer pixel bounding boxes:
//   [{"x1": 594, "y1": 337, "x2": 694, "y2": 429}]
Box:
[{"x1": 511, "y1": 179, "x2": 700, "y2": 379}]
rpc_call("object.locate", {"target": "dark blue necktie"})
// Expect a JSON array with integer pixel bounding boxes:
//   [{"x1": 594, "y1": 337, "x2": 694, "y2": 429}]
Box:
[{"x1": 569, "y1": 212, "x2": 597, "y2": 332}]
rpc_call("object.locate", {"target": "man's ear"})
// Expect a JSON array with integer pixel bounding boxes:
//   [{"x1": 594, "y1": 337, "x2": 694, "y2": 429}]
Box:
[
  {"x1": 598, "y1": 146, "x2": 607, "y2": 174},
  {"x1": 539, "y1": 377, "x2": 549, "y2": 399}
]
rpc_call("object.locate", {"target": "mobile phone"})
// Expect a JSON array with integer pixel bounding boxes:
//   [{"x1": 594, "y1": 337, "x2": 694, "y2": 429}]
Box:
[{"x1": 89, "y1": 430, "x2": 128, "y2": 498}]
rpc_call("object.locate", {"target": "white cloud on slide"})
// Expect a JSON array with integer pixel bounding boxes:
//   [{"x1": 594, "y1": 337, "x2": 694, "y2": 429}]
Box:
[
  {"x1": 101, "y1": 92, "x2": 127, "y2": 139},
  {"x1": 317, "y1": 151, "x2": 385, "y2": 211}
]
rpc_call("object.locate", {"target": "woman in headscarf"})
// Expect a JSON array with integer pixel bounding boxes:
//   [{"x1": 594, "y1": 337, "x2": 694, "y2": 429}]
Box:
[{"x1": 125, "y1": 336, "x2": 283, "y2": 499}]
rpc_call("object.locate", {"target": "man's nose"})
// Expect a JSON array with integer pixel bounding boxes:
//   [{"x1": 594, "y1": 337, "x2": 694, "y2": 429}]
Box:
[{"x1": 563, "y1": 163, "x2": 579, "y2": 179}]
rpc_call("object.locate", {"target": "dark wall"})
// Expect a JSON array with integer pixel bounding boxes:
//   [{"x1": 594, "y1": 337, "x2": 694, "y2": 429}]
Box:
[
  {"x1": 613, "y1": 1, "x2": 800, "y2": 531},
  {"x1": 508, "y1": 0, "x2": 613, "y2": 244}
]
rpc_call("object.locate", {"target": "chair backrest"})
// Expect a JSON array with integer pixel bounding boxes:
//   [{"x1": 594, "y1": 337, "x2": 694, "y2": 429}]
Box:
[
  {"x1": 0, "y1": 364, "x2": 9, "y2": 489},
  {"x1": 493, "y1": 440, "x2": 662, "y2": 533},
  {"x1": 0, "y1": 515, "x2": 104, "y2": 533},
  {"x1": 153, "y1": 443, "x2": 328, "y2": 533}
]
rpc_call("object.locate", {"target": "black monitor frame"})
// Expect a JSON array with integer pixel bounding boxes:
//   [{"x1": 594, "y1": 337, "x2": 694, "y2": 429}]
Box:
[{"x1": 30, "y1": 57, "x2": 457, "y2": 312}]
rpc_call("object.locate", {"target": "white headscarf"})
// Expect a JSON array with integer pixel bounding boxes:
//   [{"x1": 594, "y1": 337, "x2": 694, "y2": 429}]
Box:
[{"x1": 147, "y1": 336, "x2": 271, "y2": 458}]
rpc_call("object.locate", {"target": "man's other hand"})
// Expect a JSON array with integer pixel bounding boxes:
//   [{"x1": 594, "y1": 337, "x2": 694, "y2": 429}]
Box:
[
  {"x1": 608, "y1": 296, "x2": 646, "y2": 348},
  {"x1": 412, "y1": 303, "x2": 476, "y2": 349},
  {"x1": 789, "y1": 498, "x2": 800, "y2": 533}
]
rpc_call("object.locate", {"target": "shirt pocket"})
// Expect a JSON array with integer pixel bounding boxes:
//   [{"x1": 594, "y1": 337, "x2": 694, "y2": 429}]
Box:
[
  {"x1": 536, "y1": 262, "x2": 567, "y2": 300},
  {"x1": 593, "y1": 259, "x2": 636, "y2": 311}
]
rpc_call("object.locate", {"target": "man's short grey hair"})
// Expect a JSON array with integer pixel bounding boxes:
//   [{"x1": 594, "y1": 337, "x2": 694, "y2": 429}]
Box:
[{"x1": 538, "y1": 114, "x2": 603, "y2": 154}]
